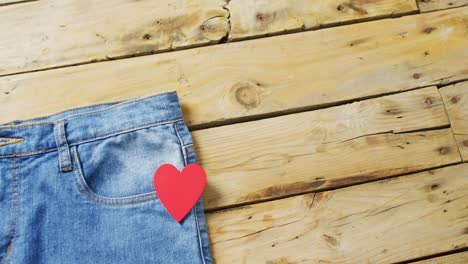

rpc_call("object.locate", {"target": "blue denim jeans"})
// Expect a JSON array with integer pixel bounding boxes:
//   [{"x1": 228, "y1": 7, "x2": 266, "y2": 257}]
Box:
[{"x1": 0, "y1": 91, "x2": 213, "y2": 263}]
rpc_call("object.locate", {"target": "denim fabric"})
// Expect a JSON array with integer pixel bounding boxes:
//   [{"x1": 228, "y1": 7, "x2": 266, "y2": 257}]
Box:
[{"x1": 0, "y1": 91, "x2": 213, "y2": 264}]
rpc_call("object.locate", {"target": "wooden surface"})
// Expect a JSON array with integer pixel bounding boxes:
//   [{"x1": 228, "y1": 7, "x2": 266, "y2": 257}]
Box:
[
  {"x1": 1, "y1": 7, "x2": 468, "y2": 127},
  {"x1": 207, "y1": 164, "x2": 468, "y2": 263},
  {"x1": 1, "y1": 1, "x2": 467, "y2": 263},
  {"x1": 0, "y1": 0, "x2": 420, "y2": 75},
  {"x1": 195, "y1": 87, "x2": 460, "y2": 209},
  {"x1": 411, "y1": 251, "x2": 468, "y2": 263},
  {"x1": 440, "y1": 81, "x2": 468, "y2": 162},
  {"x1": 227, "y1": 0, "x2": 418, "y2": 40},
  {"x1": 418, "y1": 0, "x2": 468, "y2": 12},
  {"x1": 0, "y1": 0, "x2": 229, "y2": 75}
]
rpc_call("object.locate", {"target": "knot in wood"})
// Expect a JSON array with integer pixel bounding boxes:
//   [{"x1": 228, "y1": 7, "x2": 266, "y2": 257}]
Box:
[{"x1": 233, "y1": 83, "x2": 261, "y2": 109}]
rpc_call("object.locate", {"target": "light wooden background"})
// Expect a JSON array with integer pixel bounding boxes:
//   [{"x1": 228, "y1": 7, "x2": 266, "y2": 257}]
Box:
[{"x1": 1, "y1": 0, "x2": 467, "y2": 263}]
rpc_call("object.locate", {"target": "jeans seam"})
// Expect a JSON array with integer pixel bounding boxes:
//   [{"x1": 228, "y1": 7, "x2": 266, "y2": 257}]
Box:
[
  {"x1": 9, "y1": 158, "x2": 20, "y2": 264},
  {"x1": 1, "y1": 159, "x2": 14, "y2": 264},
  {"x1": 193, "y1": 203, "x2": 207, "y2": 264},
  {"x1": 181, "y1": 139, "x2": 208, "y2": 264},
  {"x1": 2, "y1": 158, "x2": 14, "y2": 264},
  {"x1": 70, "y1": 147, "x2": 158, "y2": 206},
  {"x1": 2, "y1": 158, "x2": 19, "y2": 264},
  {"x1": 0, "y1": 123, "x2": 55, "y2": 130}
]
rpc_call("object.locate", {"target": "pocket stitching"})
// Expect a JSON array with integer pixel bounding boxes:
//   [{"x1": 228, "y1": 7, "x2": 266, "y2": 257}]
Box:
[
  {"x1": 172, "y1": 122, "x2": 188, "y2": 161},
  {"x1": 70, "y1": 146, "x2": 158, "y2": 206}
]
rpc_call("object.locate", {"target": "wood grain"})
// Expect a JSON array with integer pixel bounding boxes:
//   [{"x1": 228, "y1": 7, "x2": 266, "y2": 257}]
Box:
[
  {"x1": 411, "y1": 251, "x2": 468, "y2": 263},
  {"x1": 418, "y1": 0, "x2": 468, "y2": 12},
  {"x1": 0, "y1": 0, "x2": 228, "y2": 75},
  {"x1": 1, "y1": 7, "x2": 467, "y2": 126},
  {"x1": 207, "y1": 163, "x2": 468, "y2": 263},
  {"x1": 227, "y1": 0, "x2": 418, "y2": 40},
  {"x1": 440, "y1": 81, "x2": 468, "y2": 161},
  {"x1": 194, "y1": 87, "x2": 460, "y2": 210}
]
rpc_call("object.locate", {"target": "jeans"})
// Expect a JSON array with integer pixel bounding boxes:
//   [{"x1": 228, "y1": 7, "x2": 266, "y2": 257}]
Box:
[{"x1": 0, "y1": 91, "x2": 213, "y2": 263}]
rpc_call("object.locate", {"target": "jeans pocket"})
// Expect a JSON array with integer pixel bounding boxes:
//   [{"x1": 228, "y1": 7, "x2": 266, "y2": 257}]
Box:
[{"x1": 70, "y1": 122, "x2": 186, "y2": 206}]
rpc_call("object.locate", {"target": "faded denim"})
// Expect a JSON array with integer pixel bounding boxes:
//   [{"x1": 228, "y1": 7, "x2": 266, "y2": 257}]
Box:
[{"x1": 0, "y1": 91, "x2": 213, "y2": 264}]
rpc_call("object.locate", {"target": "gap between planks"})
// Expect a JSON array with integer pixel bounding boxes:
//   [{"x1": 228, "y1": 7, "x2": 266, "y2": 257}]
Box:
[
  {"x1": 402, "y1": 248, "x2": 468, "y2": 263},
  {"x1": 189, "y1": 80, "x2": 468, "y2": 131},
  {"x1": 0, "y1": 0, "x2": 36, "y2": 6}
]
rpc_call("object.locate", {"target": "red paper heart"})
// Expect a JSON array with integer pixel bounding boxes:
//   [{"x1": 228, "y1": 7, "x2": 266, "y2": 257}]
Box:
[{"x1": 153, "y1": 164, "x2": 206, "y2": 223}]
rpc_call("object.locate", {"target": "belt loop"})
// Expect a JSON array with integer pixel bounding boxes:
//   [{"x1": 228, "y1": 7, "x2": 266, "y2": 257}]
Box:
[{"x1": 54, "y1": 120, "x2": 73, "y2": 172}]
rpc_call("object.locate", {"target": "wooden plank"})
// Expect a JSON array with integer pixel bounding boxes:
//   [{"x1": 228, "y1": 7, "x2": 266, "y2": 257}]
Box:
[
  {"x1": 0, "y1": 0, "x2": 228, "y2": 75},
  {"x1": 440, "y1": 81, "x2": 468, "y2": 161},
  {"x1": 207, "y1": 164, "x2": 468, "y2": 263},
  {"x1": 193, "y1": 87, "x2": 460, "y2": 210},
  {"x1": 227, "y1": 0, "x2": 418, "y2": 40},
  {"x1": 1, "y1": 7, "x2": 467, "y2": 126},
  {"x1": 441, "y1": 82, "x2": 468, "y2": 133},
  {"x1": 411, "y1": 252, "x2": 468, "y2": 263},
  {"x1": 418, "y1": 0, "x2": 468, "y2": 12}
]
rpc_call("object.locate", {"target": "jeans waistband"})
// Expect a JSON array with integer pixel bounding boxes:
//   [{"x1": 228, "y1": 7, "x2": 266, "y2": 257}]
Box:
[{"x1": 0, "y1": 91, "x2": 183, "y2": 159}]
